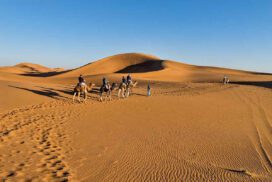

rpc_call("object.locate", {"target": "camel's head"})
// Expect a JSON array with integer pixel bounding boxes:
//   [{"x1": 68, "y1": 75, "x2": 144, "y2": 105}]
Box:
[
  {"x1": 89, "y1": 82, "x2": 95, "y2": 87},
  {"x1": 87, "y1": 82, "x2": 95, "y2": 91},
  {"x1": 111, "y1": 83, "x2": 118, "y2": 90},
  {"x1": 133, "y1": 80, "x2": 138, "y2": 87}
]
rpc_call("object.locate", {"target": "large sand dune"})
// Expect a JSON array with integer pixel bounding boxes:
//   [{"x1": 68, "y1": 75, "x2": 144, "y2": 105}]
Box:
[
  {"x1": 0, "y1": 53, "x2": 272, "y2": 181},
  {"x1": 55, "y1": 53, "x2": 272, "y2": 83},
  {"x1": 0, "y1": 62, "x2": 64, "y2": 74}
]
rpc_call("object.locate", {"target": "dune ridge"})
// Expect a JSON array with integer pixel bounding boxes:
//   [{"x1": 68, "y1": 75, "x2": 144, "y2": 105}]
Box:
[
  {"x1": 53, "y1": 53, "x2": 271, "y2": 83},
  {"x1": 0, "y1": 62, "x2": 65, "y2": 76}
]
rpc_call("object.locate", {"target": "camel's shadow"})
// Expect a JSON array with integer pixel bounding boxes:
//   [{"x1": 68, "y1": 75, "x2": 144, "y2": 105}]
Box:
[{"x1": 9, "y1": 85, "x2": 69, "y2": 100}]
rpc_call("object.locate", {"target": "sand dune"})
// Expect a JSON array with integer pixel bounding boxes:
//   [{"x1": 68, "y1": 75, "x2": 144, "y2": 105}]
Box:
[
  {"x1": 0, "y1": 53, "x2": 272, "y2": 181},
  {"x1": 53, "y1": 53, "x2": 272, "y2": 83},
  {"x1": 1, "y1": 53, "x2": 271, "y2": 83},
  {"x1": 0, "y1": 62, "x2": 65, "y2": 78},
  {"x1": 0, "y1": 63, "x2": 51, "y2": 74},
  {"x1": 56, "y1": 53, "x2": 162, "y2": 77}
]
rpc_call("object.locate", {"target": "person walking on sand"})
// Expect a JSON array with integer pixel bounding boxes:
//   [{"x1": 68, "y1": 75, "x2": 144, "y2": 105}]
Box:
[
  {"x1": 223, "y1": 75, "x2": 229, "y2": 84},
  {"x1": 147, "y1": 83, "x2": 151, "y2": 96}
]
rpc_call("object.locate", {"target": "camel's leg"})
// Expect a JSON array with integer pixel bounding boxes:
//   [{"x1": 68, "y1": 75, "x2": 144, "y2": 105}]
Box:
[
  {"x1": 118, "y1": 89, "x2": 123, "y2": 98},
  {"x1": 99, "y1": 93, "x2": 103, "y2": 102},
  {"x1": 109, "y1": 92, "x2": 112, "y2": 101},
  {"x1": 124, "y1": 89, "x2": 127, "y2": 98},
  {"x1": 106, "y1": 92, "x2": 109, "y2": 101},
  {"x1": 77, "y1": 92, "x2": 81, "y2": 102},
  {"x1": 118, "y1": 89, "x2": 121, "y2": 98},
  {"x1": 126, "y1": 88, "x2": 130, "y2": 98},
  {"x1": 122, "y1": 88, "x2": 125, "y2": 98},
  {"x1": 84, "y1": 91, "x2": 87, "y2": 102},
  {"x1": 73, "y1": 92, "x2": 77, "y2": 103}
]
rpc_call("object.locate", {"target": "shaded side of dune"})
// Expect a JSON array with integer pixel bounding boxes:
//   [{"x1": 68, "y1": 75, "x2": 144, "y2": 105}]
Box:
[
  {"x1": 116, "y1": 60, "x2": 164, "y2": 73},
  {"x1": 231, "y1": 81, "x2": 272, "y2": 89},
  {"x1": 19, "y1": 70, "x2": 70, "y2": 77}
]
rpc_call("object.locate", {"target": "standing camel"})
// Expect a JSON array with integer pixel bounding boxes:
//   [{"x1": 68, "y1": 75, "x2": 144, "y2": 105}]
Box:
[
  {"x1": 223, "y1": 76, "x2": 230, "y2": 85},
  {"x1": 117, "y1": 82, "x2": 127, "y2": 98},
  {"x1": 99, "y1": 82, "x2": 117, "y2": 102},
  {"x1": 126, "y1": 80, "x2": 138, "y2": 97},
  {"x1": 73, "y1": 83, "x2": 95, "y2": 102},
  {"x1": 118, "y1": 81, "x2": 138, "y2": 98}
]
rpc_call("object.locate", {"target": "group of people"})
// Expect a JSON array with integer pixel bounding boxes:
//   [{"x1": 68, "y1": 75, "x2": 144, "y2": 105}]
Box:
[
  {"x1": 78, "y1": 74, "x2": 133, "y2": 89},
  {"x1": 121, "y1": 74, "x2": 132, "y2": 85},
  {"x1": 77, "y1": 74, "x2": 229, "y2": 99}
]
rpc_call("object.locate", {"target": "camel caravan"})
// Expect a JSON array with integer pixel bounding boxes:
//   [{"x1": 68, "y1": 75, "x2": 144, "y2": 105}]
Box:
[
  {"x1": 73, "y1": 74, "x2": 138, "y2": 103},
  {"x1": 73, "y1": 74, "x2": 228, "y2": 102},
  {"x1": 223, "y1": 75, "x2": 230, "y2": 85}
]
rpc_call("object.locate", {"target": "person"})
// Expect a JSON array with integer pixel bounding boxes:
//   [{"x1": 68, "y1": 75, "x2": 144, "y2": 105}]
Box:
[
  {"x1": 102, "y1": 77, "x2": 109, "y2": 89},
  {"x1": 122, "y1": 76, "x2": 126, "y2": 84},
  {"x1": 147, "y1": 83, "x2": 151, "y2": 96},
  {"x1": 223, "y1": 75, "x2": 228, "y2": 84},
  {"x1": 78, "y1": 74, "x2": 86, "y2": 86},
  {"x1": 127, "y1": 74, "x2": 132, "y2": 84}
]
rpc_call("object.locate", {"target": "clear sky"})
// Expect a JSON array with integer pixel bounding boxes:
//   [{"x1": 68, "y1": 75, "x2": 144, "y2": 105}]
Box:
[{"x1": 0, "y1": 0, "x2": 271, "y2": 72}]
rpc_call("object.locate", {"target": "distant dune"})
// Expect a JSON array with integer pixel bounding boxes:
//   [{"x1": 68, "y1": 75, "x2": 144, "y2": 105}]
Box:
[
  {"x1": 0, "y1": 62, "x2": 65, "y2": 78},
  {"x1": 0, "y1": 62, "x2": 51, "y2": 74}
]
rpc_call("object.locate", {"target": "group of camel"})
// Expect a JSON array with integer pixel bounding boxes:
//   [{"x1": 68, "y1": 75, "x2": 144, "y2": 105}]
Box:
[
  {"x1": 73, "y1": 80, "x2": 138, "y2": 102},
  {"x1": 73, "y1": 75, "x2": 229, "y2": 102},
  {"x1": 223, "y1": 76, "x2": 230, "y2": 85}
]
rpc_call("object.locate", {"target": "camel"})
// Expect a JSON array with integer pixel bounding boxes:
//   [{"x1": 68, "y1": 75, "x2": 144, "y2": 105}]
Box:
[
  {"x1": 118, "y1": 80, "x2": 138, "y2": 98},
  {"x1": 73, "y1": 82, "x2": 95, "y2": 103},
  {"x1": 223, "y1": 76, "x2": 230, "y2": 85},
  {"x1": 117, "y1": 82, "x2": 127, "y2": 98},
  {"x1": 99, "y1": 82, "x2": 117, "y2": 102},
  {"x1": 126, "y1": 80, "x2": 138, "y2": 97}
]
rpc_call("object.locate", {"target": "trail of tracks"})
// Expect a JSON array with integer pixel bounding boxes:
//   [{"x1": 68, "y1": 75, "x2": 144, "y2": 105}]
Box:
[
  {"x1": 0, "y1": 101, "x2": 76, "y2": 181},
  {"x1": 0, "y1": 84, "x2": 272, "y2": 181},
  {"x1": 234, "y1": 87, "x2": 272, "y2": 176}
]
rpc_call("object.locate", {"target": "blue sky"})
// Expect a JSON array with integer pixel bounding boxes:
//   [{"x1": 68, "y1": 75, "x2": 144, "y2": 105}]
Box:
[{"x1": 0, "y1": 0, "x2": 271, "y2": 72}]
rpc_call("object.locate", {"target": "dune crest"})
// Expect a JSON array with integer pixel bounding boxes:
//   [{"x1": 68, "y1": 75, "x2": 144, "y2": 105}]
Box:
[
  {"x1": 0, "y1": 62, "x2": 64, "y2": 74},
  {"x1": 52, "y1": 53, "x2": 271, "y2": 83},
  {"x1": 57, "y1": 53, "x2": 162, "y2": 77}
]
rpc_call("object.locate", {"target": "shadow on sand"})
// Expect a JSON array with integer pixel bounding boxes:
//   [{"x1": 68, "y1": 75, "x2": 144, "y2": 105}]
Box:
[
  {"x1": 38, "y1": 86, "x2": 74, "y2": 96},
  {"x1": 9, "y1": 83, "x2": 147, "y2": 103},
  {"x1": 19, "y1": 70, "x2": 70, "y2": 77},
  {"x1": 9, "y1": 85, "x2": 70, "y2": 100},
  {"x1": 231, "y1": 81, "x2": 272, "y2": 89},
  {"x1": 37, "y1": 86, "x2": 101, "y2": 101}
]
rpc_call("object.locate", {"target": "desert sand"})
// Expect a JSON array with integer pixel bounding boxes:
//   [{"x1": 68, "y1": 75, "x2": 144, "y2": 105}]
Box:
[{"x1": 0, "y1": 53, "x2": 272, "y2": 181}]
